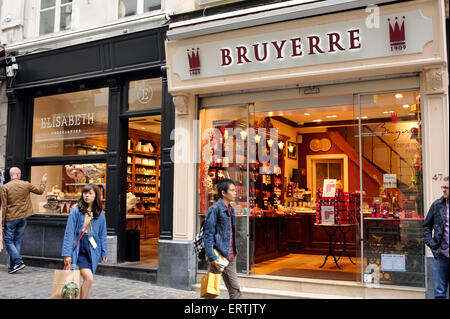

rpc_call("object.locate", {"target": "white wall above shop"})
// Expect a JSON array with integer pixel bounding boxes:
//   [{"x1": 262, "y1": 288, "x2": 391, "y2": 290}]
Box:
[{"x1": 0, "y1": 0, "x2": 169, "y2": 54}]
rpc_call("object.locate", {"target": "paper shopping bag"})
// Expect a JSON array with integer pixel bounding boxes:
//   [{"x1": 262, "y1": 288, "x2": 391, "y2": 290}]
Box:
[
  {"x1": 213, "y1": 249, "x2": 229, "y2": 272},
  {"x1": 50, "y1": 268, "x2": 81, "y2": 299},
  {"x1": 200, "y1": 272, "x2": 221, "y2": 299}
]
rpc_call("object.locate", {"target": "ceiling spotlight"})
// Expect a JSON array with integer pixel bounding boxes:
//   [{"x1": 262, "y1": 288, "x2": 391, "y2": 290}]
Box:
[
  {"x1": 395, "y1": 93, "x2": 403, "y2": 99},
  {"x1": 304, "y1": 113, "x2": 310, "y2": 116},
  {"x1": 312, "y1": 119, "x2": 322, "y2": 122},
  {"x1": 402, "y1": 104, "x2": 410, "y2": 108},
  {"x1": 326, "y1": 115, "x2": 337, "y2": 118}
]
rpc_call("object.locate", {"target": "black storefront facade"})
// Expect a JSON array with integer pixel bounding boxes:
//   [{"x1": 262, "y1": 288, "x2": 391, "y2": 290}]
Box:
[{"x1": 4, "y1": 26, "x2": 176, "y2": 284}]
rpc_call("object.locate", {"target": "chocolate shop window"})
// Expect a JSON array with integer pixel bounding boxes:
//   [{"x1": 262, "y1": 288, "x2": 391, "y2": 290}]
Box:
[
  {"x1": 32, "y1": 88, "x2": 109, "y2": 158},
  {"x1": 30, "y1": 164, "x2": 106, "y2": 215}
]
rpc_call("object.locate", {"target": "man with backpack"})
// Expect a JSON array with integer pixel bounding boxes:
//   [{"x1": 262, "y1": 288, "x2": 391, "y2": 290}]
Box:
[{"x1": 202, "y1": 178, "x2": 242, "y2": 299}]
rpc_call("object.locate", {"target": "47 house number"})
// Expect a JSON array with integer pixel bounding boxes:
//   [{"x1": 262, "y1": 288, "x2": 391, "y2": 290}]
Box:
[{"x1": 220, "y1": 29, "x2": 361, "y2": 66}]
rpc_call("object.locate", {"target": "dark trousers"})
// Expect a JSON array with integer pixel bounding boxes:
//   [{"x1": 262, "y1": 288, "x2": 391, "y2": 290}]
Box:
[
  {"x1": 208, "y1": 256, "x2": 242, "y2": 299},
  {"x1": 434, "y1": 254, "x2": 449, "y2": 299}
]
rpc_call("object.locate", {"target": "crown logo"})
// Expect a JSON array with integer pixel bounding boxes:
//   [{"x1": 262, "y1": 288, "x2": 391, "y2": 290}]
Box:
[
  {"x1": 388, "y1": 16, "x2": 406, "y2": 51},
  {"x1": 391, "y1": 112, "x2": 398, "y2": 122},
  {"x1": 187, "y1": 48, "x2": 200, "y2": 76}
]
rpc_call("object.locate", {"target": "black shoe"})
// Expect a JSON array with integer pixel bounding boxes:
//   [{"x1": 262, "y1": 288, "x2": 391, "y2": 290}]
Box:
[{"x1": 8, "y1": 263, "x2": 25, "y2": 274}]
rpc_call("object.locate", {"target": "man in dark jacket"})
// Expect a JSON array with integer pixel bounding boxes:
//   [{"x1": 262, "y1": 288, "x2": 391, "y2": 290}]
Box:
[
  {"x1": 423, "y1": 176, "x2": 449, "y2": 299},
  {"x1": 203, "y1": 178, "x2": 242, "y2": 299}
]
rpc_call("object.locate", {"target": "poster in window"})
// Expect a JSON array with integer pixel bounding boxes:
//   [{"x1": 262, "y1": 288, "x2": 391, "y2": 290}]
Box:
[
  {"x1": 321, "y1": 206, "x2": 335, "y2": 225},
  {"x1": 383, "y1": 174, "x2": 397, "y2": 188},
  {"x1": 322, "y1": 179, "x2": 337, "y2": 198}
]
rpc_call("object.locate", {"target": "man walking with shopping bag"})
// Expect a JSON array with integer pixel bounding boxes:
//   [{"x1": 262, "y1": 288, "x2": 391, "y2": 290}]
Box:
[
  {"x1": 423, "y1": 176, "x2": 449, "y2": 299},
  {"x1": 1, "y1": 167, "x2": 47, "y2": 274},
  {"x1": 203, "y1": 178, "x2": 242, "y2": 299}
]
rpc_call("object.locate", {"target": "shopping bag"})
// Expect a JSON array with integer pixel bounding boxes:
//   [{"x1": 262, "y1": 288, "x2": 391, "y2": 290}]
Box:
[
  {"x1": 50, "y1": 266, "x2": 81, "y2": 299},
  {"x1": 213, "y1": 249, "x2": 229, "y2": 272},
  {"x1": 200, "y1": 272, "x2": 221, "y2": 299}
]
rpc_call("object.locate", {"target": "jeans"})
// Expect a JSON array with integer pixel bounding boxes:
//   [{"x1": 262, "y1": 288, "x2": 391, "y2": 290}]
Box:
[
  {"x1": 3, "y1": 218, "x2": 28, "y2": 268},
  {"x1": 434, "y1": 254, "x2": 449, "y2": 299}
]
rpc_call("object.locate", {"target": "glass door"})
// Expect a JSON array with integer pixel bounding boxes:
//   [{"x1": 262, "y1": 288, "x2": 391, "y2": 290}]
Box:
[
  {"x1": 357, "y1": 90, "x2": 425, "y2": 288},
  {"x1": 198, "y1": 104, "x2": 252, "y2": 274}
]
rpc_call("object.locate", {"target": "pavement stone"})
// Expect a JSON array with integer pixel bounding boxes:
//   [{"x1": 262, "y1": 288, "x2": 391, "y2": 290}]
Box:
[{"x1": 0, "y1": 265, "x2": 225, "y2": 299}]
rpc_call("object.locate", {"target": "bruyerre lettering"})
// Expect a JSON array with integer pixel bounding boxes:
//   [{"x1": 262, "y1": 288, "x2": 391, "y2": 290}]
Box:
[{"x1": 220, "y1": 29, "x2": 361, "y2": 66}]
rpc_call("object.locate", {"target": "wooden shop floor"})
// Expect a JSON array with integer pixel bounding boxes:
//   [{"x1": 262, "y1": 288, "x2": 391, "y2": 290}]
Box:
[
  {"x1": 123, "y1": 237, "x2": 159, "y2": 269},
  {"x1": 252, "y1": 253, "x2": 360, "y2": 281}
]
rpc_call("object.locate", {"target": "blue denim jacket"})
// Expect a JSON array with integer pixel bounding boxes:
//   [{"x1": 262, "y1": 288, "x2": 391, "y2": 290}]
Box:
[
  {"x1": 203, "y1": 198, "x2": 237, "y2": 261},
  {"x1": 61, "y1": 206, "x2": 108, "y2": 274}
]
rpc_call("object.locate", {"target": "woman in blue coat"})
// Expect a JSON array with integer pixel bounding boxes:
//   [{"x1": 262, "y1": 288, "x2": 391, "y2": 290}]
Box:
[{"x1": 62, "y1": 184, "x2": 107, "y2": 299}]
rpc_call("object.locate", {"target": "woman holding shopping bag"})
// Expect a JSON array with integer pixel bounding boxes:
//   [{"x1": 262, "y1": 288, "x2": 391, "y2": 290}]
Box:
[{"x1": 62, "y1": 184, "x2": 107, "y2": 299}]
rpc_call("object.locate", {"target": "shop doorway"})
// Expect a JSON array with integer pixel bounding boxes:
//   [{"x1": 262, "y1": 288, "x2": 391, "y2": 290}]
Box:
[
  {"x1": 249, "y1": 100, "x2": 360, "y2": 281},
  {"x1": 124, "y1": 115, "x2": 162, "y2": 268}
]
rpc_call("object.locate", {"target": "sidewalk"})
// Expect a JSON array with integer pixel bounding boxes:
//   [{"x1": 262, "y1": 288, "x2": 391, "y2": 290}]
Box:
[{"x1": 0, "y1": 265, "x2": 217, "y2": 299}]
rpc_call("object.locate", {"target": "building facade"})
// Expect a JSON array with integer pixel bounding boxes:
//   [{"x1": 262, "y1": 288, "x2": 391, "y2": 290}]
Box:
[{"x1": 165, "y1": 0, "x2": 449, "y2": 297}]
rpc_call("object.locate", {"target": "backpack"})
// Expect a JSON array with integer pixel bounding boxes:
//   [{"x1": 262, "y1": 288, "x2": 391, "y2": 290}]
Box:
[{"x1": 193, "y1": 220, "x2": 206, "y2": 260}]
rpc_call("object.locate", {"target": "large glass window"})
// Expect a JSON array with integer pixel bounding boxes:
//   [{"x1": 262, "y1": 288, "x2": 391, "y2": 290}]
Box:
[
  {"x1": 197, "y1": 87, "x2": 424, "y2": 290},
  {"x1": 198, "y1": 105, "x2": 251, "y2": 273},
  {"x1": 360, "y1": 90, "x2": 424, "y2": 288},
  {"x1": 30, "y1": 163, "x2": 106, "y2": 215},
  {"x1": 31, "y1": 87, "x2": 109, "y2": 215},
  {"x1": 32, "y1": 88, "x2": 109, "y2": 158},
  {"x1": 128, "y1": 78, "x2": 162, "y2": 111}
]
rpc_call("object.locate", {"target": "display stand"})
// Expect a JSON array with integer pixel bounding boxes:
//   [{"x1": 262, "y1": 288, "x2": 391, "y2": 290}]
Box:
[
  {"x1": 336, "y1": 224, "x2": 356, "y2": 264},
  {"x1": 316, "y1": 224, "x2": 342, "y2": 269}
]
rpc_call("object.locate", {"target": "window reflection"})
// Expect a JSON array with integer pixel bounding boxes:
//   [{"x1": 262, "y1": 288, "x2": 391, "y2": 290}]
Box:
[{"x1": 32, "y1": 88, "x2": 109, "y2": 157}]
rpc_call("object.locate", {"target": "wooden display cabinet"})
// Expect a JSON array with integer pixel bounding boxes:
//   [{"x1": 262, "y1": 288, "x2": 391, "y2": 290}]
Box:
[{"x1": 126, "y1": 128, "x2": 161, "y2": 239}]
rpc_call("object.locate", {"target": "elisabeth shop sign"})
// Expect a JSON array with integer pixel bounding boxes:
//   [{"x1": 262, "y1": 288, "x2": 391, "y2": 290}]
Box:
[{"x1": 172, "y1": 10, "x2": 433, "y2": 80}]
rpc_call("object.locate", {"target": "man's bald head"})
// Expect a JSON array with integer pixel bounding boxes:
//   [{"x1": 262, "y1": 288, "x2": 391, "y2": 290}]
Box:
[{"x1": 9, "y1": 167, "x2": 21, "y2": 179}]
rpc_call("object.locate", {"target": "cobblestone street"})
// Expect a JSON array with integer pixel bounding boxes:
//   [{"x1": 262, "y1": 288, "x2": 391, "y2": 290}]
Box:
[{"x1": 0, "y1": 265, "x2": 210, "y2": 299}]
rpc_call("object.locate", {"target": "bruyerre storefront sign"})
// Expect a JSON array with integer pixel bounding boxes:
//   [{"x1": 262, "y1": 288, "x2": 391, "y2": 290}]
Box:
[{"x1": 172, "y1": 10, "x2": 433, "y2": 81}]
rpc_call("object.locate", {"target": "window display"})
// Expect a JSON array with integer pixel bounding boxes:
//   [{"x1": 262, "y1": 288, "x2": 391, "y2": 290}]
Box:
[
  {"x1": 198, "y1": 88, "x2": 424, "y2": 287},
  {"x1": 30, "y1": 163, "x2": 106, "y2": 215},
  {"x1": 32, "y1": 88, "x2": 109, "y2": 157}
]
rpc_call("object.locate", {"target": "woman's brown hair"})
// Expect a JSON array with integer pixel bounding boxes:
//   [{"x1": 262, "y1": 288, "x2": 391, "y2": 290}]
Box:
[{"x1": 77, "y1": 184, "x2": 103, "y2": 219}]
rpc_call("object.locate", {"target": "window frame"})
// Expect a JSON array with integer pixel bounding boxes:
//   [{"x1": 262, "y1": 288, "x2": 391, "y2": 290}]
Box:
[
  {"x1": 307, "y1": 154, "x2": 349, "y2": 200},
  {"x1": 38, "y1": 0, "x2": 73, "y2": 36},
  {"x1": 116, "y1": 0, "x2": 162, "y2": 19}
]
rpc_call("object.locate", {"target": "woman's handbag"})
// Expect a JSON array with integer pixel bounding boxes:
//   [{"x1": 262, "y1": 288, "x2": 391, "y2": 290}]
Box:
[
  {"x1": 200, "y1": 272, "x2": 221, "y2": 298},
  {"x1": 50, "y1": 264, "x2": 81, "y2": 299}
]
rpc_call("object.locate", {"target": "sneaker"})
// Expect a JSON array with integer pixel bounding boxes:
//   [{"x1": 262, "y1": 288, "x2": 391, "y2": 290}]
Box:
[{"x1": 8, "y1": 263, "x2": 25, "y2": 274}]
